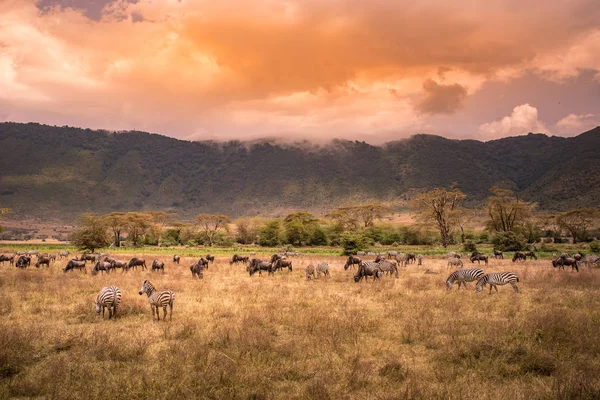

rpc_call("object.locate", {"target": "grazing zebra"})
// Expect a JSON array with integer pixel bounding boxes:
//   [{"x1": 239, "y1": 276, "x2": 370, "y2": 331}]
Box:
[
  {"x1": 316, "y1": 262, "x2": 330, "y2": 278},
  {"x1": 377, "y1": 260, "x2": 398, "y2": 278},
  {"x1": 151, "y1": 260, "x2": 165, "y2": 273},
  {"x1": 356, "y1": 251, "x2": 366, "y2": 256},
  {"x1": 354, "y1": 261, "x2": 382, "y2": 282},
  {"x1": 446, "y1": 268, "x2": 484, "y2": 290},
  {"x1": 306, "y1": 264, "x2": 316, "y2": 280},
  {"x1": 476, "y1": 272, "x2": 520, "y2": 294},
  {"x1": 138, "y1": 280, "x2": 175, "y2": 321},
  {"x1": 417, "y1": 254, "x2": 423, "y2": 266},
  {"x1": 387, "y1": 250, "x2": 398, "y2": 259},
  {"x1": 395, "y1": 253, "x2": 407, "y2": 267},
  {"x1": 447, "y1": 258, "x2": 464, "y2": 268},
  {"x1": 173, "y1": 255, "x2": 180, "y2": 264},
  {"x1": 95, "y1": 286, "x2": 122, "y2": 319},
  {"x1": 447, "y1": 252, "x2": 461, "y2": 259},
  {"x1": 58, "y1": 250, "x2": 70, "y2": 259}
]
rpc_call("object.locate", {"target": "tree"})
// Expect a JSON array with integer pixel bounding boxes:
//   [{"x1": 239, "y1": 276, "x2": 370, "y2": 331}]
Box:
[
  {"x1": 411, "y1": 183, "x2": 466, "y2": 247},
  {"x1": 283, "y1": 212, "x2": 318, "y2": 246},
  {"x1": 557, "y1": 208, "x2": 598, "y2": 243},
  {"x1": 102, "y1": 212, "x2": 126, "y2": 247},
  {"x1": 0, "y1": 208, "x2": 10, "y2": 233},
  {"x1": 148, "y1": 211, "x2": 175, "y2": 246},
  {"x1": 258, "y1": 219, "x2": 284, "y2": 247},
  {"x1": 70, "y1": 214, "x2": 110, "y2": 253},
  {"x1": 326, "y1": 203, "x2": 391, "y2": 231},
  {"x1": 486, "y1": 187, "x2": 535, "y2": 233},
  {"x1": 235, "y1": 217, "x2": 259, "y2": 244},
  {"x1": 125, "y1": 212, "x2": 153, "y2": 246},
  {"x1": 195, "y1": 214, "x2": 231, "y2": 247},
  {"x1": 355, "y1": 203, "x2": 392, "y2": 228}
]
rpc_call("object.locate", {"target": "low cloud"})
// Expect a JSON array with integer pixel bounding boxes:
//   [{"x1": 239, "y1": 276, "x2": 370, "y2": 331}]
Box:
[
  {"x1": 555, "y1": 113, "x2": 598, "y2": 136},
  {"x1": 416, "y1": 79, "x2": 468, "y2": 115},
  {"x1": 478, "y1": 104, "x2": 550, "y2": 140}
]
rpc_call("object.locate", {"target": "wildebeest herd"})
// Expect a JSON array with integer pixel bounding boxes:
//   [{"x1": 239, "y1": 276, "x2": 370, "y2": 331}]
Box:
[{"x1": 2, "y1": 248, "x2": 599, "y2": 320}]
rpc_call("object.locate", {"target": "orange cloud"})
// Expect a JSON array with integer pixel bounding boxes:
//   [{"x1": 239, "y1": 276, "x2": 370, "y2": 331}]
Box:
[{"x1": 0, "y1": 0, "x2": 599, "y2": 141}]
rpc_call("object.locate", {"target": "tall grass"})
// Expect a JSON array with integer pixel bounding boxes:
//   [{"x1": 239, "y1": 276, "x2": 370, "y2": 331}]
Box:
[{"x1": 0, "y1": 252, "x2": 599, "y2": 399}]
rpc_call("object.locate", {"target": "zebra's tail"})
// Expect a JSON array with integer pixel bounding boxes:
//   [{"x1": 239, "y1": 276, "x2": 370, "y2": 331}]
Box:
[{"x1": 516, "y1": 277, "x2": 520, "y2": 282}]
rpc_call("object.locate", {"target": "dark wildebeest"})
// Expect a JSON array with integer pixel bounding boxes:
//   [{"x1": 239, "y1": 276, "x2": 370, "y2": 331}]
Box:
[
  {"x1": 344, "y1": 255, "x2": 362, "y2": 270},
  {"x1": 387, "y1": 251, "x2": 398, "y2": 259},
  {"x1": 0, "y1": 254, "x2": 14, "y2": 266},
  {"x1": 553, "y1": 257, "x2": 579, "y2": 272},
  {"x1": 272, "y1": 258, "x2": 293, "y2": 273},
  {"x1": 35, "y1": 256, "x2": 51, "y2": 268},
  {"x1": 354, "y1": 261, "x2": 383, "y2": 282},
  {"x1": 107, "y1": 259, "x2": 127, "y2": 271},
  {"x1": 64, "y1": 259, "x2": 87, "y2": 273},
  {"x1": 375, "y1": 255, "x2": 386, "y2": 263},
  {"x1": 173, "y1": 255, "x2": 180, "y2": 264},
  {"x1": 15, "y1": 255, "x2": 31, "y2": 268},
  {"x1": 206, "y1": 254, "x2": 215, "y2": 263},
  {"x1": 197, "y1": 258, "x2": 209, "y2": 269},
  {"x1": 470, "y1": 254, "x2": 489, "y2": 265},
  {"x1": 512, "y1": 252, "x2": 527, "y2": 262},
  {"x1": 230, "y1": 254, "x2": 248, "y2": 265},
  {"x1": 126, "y1": 258, "x2": 147, "y2": 272},
  {"x1": 247, "y1": 258, "x2": 273, "y2": 277},
  {"x1": 405, "y1": 253, "x2": 416, "y2": 264},
  {"x1": 92, "y1": 261, "x2": 112, "y2": 275},
  {"x1": 493, "y1": 250, "x2": 504, "y2": 259},
  {"x1": 152, "y1": 260, "x2": 165, "y2": 273},
  {"x1": 190, "y1": 262, "x2": 204, "y2": 279},
  {"x1": 270, "y1": 254, "x2": 283, "y2": 263},
  {"x1": 524, "y1": 251, "x2": 537, "y2": 260},
  {"x1": 80, "y1": 253, "x2": 99, "y2": 263}
]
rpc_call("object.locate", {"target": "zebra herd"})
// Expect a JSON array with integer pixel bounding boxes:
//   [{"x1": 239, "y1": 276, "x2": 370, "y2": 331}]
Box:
[{"x1": 445, "y1": 268, "x2": 520, "y2": 294}]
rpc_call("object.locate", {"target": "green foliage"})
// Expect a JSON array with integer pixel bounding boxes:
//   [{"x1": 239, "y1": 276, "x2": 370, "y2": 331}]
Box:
[
  {"x1": 258, "y1": 220, "x2": 284, "y2": 247},
  {"x1": 463, "y1": 240, "x2": 478, "y2": 253},
  {"x1": 491, "y1": 231, "x2": 527, "y2": 251},
  {"x1": 310, "y1": 226, "x2": 330, "y2": 246},
  {"x1": 283, "y1": 212, "x2": 318, "y2": 246},
  {"x1": 70, "y1": 214, "x2": 110, "y2": 253},
  {"x1": 590, "y1": 241, "x2": 600, "y2": 254},
  {"x1": 341, "y1": 232, "x2": 373, "y2": 256}
]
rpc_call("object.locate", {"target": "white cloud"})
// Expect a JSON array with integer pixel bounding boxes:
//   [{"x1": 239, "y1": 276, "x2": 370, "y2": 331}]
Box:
[
  {"x1": 555, "y1": 113, "x2": 598, "y2": 136},
  {"x1": 478, "y1": 104, "x2": 550, "y2": 140}
]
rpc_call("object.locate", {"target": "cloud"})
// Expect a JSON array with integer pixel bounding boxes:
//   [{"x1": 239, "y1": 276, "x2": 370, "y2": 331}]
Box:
[
  {"x1": 416, "y1": 79, "x2": 468, "y2": 115},
  {"x1": 478, "y1": 104, "x2": 550, "y2": 140},
  {"x1": 555, "y1": 113, "x2": 599, "y2": 136}
]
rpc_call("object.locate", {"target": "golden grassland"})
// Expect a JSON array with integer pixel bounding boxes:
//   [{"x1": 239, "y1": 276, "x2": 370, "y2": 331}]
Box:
[{"x1": 0, "y1": 253, "x2": 599, "y2": 399}]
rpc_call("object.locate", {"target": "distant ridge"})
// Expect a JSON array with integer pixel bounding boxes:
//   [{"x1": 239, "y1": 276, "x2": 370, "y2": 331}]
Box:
[{"x1": 1, "y1": 122, "x2": 598, "y2": 221}]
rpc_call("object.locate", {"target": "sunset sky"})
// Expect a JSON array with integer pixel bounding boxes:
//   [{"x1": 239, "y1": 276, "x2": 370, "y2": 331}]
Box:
[{"x1": 1, "y1": 0, "x2": 599, "y2": 143}]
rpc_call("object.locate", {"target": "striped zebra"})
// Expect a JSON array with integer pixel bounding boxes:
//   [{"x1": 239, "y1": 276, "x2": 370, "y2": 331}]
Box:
[
  {"x1": 95, "y1": 286, "x2": 122, "y2": 319},
  {"x1": 316, "y1": 262, "x2": 330, "y2": 278},
  {"x1": 476, "y1": 272, "x2": 520, "y2": 294},
  {"x1": 138, "y1": 280, "x2": 175, "y2": 321},
  {"x1": 446, "y1": 268, "x2": 484, "y2": 290}
]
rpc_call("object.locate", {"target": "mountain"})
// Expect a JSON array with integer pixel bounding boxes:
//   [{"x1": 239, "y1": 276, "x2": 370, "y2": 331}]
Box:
[{"x1": 1, "y1": 122, "x2": 599, "y2": 221}]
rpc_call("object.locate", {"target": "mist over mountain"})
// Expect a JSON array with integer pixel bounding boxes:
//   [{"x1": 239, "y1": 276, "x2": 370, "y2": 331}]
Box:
[{"x1": 1, "y1": 122, "x2": 598, "y2": 222}]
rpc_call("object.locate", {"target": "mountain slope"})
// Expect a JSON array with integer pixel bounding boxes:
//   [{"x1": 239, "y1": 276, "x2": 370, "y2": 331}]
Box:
[{"x1": 0, "y1": 123, "x2": 598, "y2": 221}]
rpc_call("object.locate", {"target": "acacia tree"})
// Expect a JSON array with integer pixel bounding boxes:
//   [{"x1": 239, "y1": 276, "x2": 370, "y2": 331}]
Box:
[
  {"x1": 283, "y1": 212, "x2": 318, "y2": 246},
  {"x1": 102, "y1": 212, "x2": 126, "y2": 247},
  {"x1": 195, "y1": 214, "x2": 231, "y2": 247},
  {"x1": 411, "y1": 183, "x2": 466, "y2": 247},
  {"x1": 70, "y1": 214, "x2": 110, "y2": 253},
  {"x1": 148, "y1": 211, "x2": 174, "y2": 246},
  {"x1": 326, "y1": 203, "x2": 391, "y2": 230},
  {"x1": 557, "y1": 208, "x2": 598, "y2": 243},
  {"x1": 125, "y1": 212, "x2": 152, "y2": 246},
  {"x1": 0, "y1": 208, "x2": 10, "y2": 233},
  {"x1": 486, "y1": 187, "x2": 535, "y2": 232}
]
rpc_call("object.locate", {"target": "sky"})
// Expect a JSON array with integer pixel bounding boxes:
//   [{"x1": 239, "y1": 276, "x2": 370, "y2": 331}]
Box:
[{"x1": 1, "y1": 0, "x2": 599, "y2": 143}]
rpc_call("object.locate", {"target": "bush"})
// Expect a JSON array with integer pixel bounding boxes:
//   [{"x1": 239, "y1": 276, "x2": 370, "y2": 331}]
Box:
[
  {"x1": 590, "y1": 241, "x2": 600, "y2": 254},
  {"x1": 341, "y1": 232, "x2": 373, "y2": 255},
  {"x1": 491, "y1": 231, "x2": 527, "y2": 251},
  {"x1": 463, "y1": 240, "x2": 478, "y2": 253}
]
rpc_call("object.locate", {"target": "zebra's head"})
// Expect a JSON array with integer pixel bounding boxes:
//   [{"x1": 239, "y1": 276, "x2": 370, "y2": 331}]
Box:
[
  {"x1": 94, "y1": 300, "x2": 101, "y2": 314},
  {"x1": 139, "y1": 280, "x2": 152, "y2": 295},
  {"x1": 445, "y1": 279, "x2": 453, "y2": 290},
  {"x1": 475, "y1": 278, "x2": 485, "y2": 293}
]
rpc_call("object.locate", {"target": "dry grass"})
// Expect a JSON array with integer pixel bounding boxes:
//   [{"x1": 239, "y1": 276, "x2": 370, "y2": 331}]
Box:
[{"x1": 0, "y1": 253, "x2": 599, "y2": 399}]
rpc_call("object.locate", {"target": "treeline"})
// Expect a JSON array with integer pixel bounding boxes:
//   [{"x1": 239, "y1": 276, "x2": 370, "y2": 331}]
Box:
[{"x1": 69, "y1": 186, "x2": 600, "y2": 254}]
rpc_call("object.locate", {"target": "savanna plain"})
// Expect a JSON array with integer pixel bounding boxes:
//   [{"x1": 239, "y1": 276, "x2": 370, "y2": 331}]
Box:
[{"x1": 1, "y1": 251, "x2": 599, "y2": 400}]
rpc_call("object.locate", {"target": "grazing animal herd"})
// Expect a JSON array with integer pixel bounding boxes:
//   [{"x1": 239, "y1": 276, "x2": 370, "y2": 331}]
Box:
[{"x1": 2, "y1": 247, "x2": 599, "y2": 321}]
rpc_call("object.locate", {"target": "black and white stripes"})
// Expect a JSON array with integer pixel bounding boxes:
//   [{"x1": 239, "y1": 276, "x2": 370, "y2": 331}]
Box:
[
  {"x1": 95, "y1": 286, "x2": 122, "y2": 319},
  {"x1": 446, "y1": 268, "x2": 484, "y2": 290},
  {"x1": 138, "y1": 280, "x2": 175, "y2": 321},
  {"x1": 475, "y1": 272, "x2": 520, "y2": 294}
]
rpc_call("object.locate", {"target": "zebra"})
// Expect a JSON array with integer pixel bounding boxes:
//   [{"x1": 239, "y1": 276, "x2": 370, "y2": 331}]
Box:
[
  {"x1": 95, "y1": 286, "x2": 122, "y2": 319},
  {"x1": 395, "y1": 253, "x2": 407, "y2": 267},
  {"x1": 476, "y1": 272, "x2": 520, "y2": 294},
  {"x1": 138, "y1": 280, "x2": 175, "y2": 321},
  {"x1": 387, "y1": 250, "x2": 398, "y2": 259},
  {"x1": 316, "y1": 262, "x2": 330, "y2": 278},
  {"x1": 377, "y1": 260, "x2": 398, "y2": 278},
  {"x1": 447, "y1": 258, "x2": 464, "y2": 268},
  {"x1": 58, "y1": 250, "x2": 70, "y2": 259},
  {"x1": 306, "y1": 264, "x2": 316, "y2": 280},
  {"x1": 446, "y1": 268, "x2": 484, "y2": 290},
  {"x1": 417, "y1": 254, "x2": 423, "y2": 266}
]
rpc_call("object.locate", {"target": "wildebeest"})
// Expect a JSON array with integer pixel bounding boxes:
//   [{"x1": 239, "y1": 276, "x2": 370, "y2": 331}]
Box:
[
  {"x1": 354, "y1": 261, "x2": 382, "y2": 282},
  {"x1": 492, "y1": 250, "x2": 504, "y2": 259},
  {"x1": 15, "y1": 255, "x2": 31, "y2": 268},
  {"x1": 247, "y1": 258, "x2": 273, "y2": 277},
  {"x1": 512, "y1": 252, "x2": 526, "y2": 262},
  {"x1": 152, "y1": 260, "x2": 165, "y2": 273},
  {"x1": 344, "y1": 255, "x2": 362, "y2": 270},
  {"x1": 197, "y1": 258, "x2": 209, "y2": 269},
  {"x1": 552, "y1": 257, "x2": 580, "y2": 272},
  {"x1": 126, "y1": 258, "x2": 147, "y2": 272},
  {"x1": 206, "y1": 254, "x2": 215, "y2": 263},
  {"x1": 58, "y1": 250, "x2": 70, "y2": 259},
  {"x1": 80, "y1": 253, "x2": 99, "y2": 263},
  {"x1": 35, "y1": 256, "x2": 50, "y2": 268},
  {"x1": 470, "y1": 254, "x2": 489, "y2": 265},
  {"x1": 270, "y1": 254, "x2": 283, "y2": 263},
  {"x1": 230, "y1": 254, "x2": 249, "y2": 265},
  {"x1": 375, "y1": 255, "x2": 386, "y2": 263},
  {"x1": 272, "y1": 258, "x2": 293, "y2": 273},
  {"x1": 92, "y1": 261, "x2": 112, "y2": 275},
  {"x1": 357, "y1": 251, "x2": 366, "y2": 256},
  {"x1": 107, "y1": 258, "x2": 127, "y2": 271},
  {"x1": 306, "y1": 264, "x2": 316, "y2": 280},
  {"x1": 524, "y1": 251, "x2": 537, "y2": 260},
  {"x1": 405, "y1": 253, "x2": 416, "y2": 264},
  {"x1": 173, "y1": 255, "x2": 180, "y2": 264},
  {"x1": 0, "y1": 254, "x2": 14, "y2": 265},
  {"x1": 190, "y1": 262, "x2": 204, "y2": 279},
  {"x1": 64, "y1": 259, "x2": 87, "y2": 273},
  {"x1": 417, "y1": 254, "x2": 423, "y2": 266},
  {"x1": 387, "y1": 251, "x2": 398, "y2": 259}
]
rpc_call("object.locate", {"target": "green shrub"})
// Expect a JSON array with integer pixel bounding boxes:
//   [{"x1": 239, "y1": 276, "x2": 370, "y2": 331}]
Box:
[
  {"x1": 463, "y1": 240, "x2": 477, "y2": 253},
  {"x1": 590, "y1": 241, "x2": 600, "y2": 254}
]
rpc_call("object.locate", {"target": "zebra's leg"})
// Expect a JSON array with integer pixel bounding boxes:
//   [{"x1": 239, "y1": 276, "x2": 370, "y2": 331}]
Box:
[
  {"x1": 169, "y1": 303, "x2": 173, "y2": 321},
  {"x1": 151, "y1": 305, "x2": 156, "y2": 320},
  {"x1": 512, "y1": 283, "x2": 519, "y2": 293},
  {"x1": 102, "y1": 306, "x2": 105, "y2": 319},
  {"x1": 108, "y1": 307, "x2": 113, "y2": 319},
  {"x1": 163, "y1": 306, "x2": 167, "y2": 321}
]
